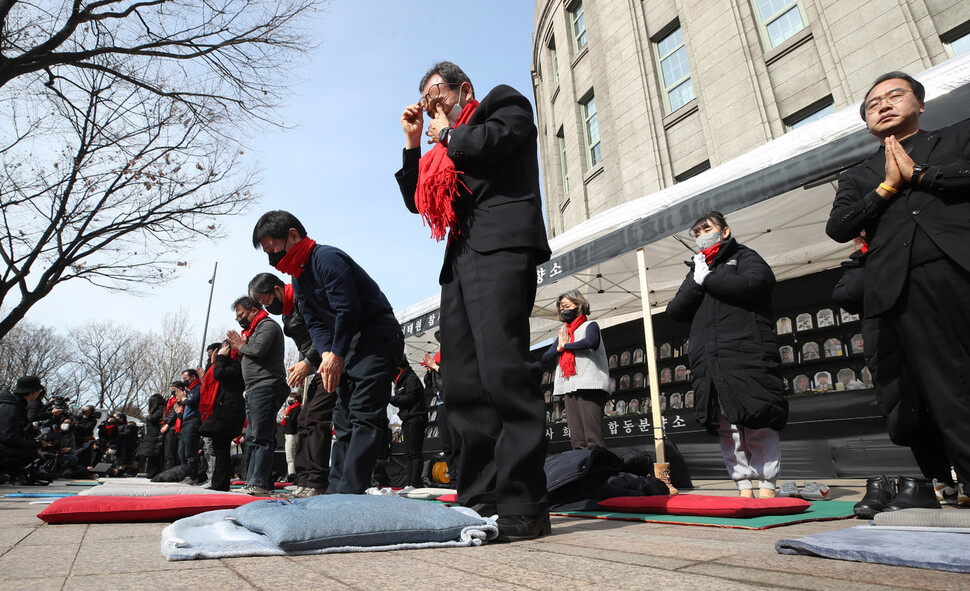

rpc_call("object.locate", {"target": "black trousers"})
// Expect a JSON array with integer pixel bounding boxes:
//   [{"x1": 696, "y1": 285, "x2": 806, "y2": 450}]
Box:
[
  {"x1": 883, "y1": 257, "x2": 970, "y2": 489},
  {"x1": 402, "y1": 416, "x2": 428, "y2": 487},
  {"x1": 163, "y1": 429, "x2": 179, "y2": 470},
  {"x1": 328, "y1": 316, "x2": 404, "y2": 494},
  {"x1": 440, "y1": 245, "x2": 548, "y2": 516},
  {"x1": 296, "y1": 374, "x2": 337, "y2": 490},
  {"x1": 209, "y1": 434, "x2": 233, "y2": 491}
]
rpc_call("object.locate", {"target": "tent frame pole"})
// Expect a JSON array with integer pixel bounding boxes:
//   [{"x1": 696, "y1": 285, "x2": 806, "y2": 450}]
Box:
[{"x1": 636, "y1": 247, "x2": 676, "y2": 493}]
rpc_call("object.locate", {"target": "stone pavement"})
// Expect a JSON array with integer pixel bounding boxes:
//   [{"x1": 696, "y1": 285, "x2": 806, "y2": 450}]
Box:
[{"x1": 0, "y1": 478, "x2": 966, "y2": 590}]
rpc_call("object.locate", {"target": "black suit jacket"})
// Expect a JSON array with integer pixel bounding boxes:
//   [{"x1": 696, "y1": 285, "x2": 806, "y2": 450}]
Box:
[
  {"x1": 396, "y1": 84, "x2": 551, "y2": 284},
  {"x1": 825, "y1": 119, "x2": 970, "y2": 316}
]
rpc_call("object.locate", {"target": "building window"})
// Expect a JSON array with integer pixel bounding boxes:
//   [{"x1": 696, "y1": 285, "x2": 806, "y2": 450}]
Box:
[
  {"x1": 674, "y1": 161, "x2": 711, "y2": 183},
  {"x1": 753, "y1": 0, "x2": 806, "y2": 48},
  {"x1": 943, "y1": 27, "x2": 970, "y2": 57},
  {"x1": 549, "y1": 37, "x2": 560, "y2": 87},
  {"x1": 557, "y1": 128, "x2": 569, "y2": 194},
  {"x1": 654, "y1": 26, "x2": 695, "y2": 114},
  {"x1": 571, "y1": 1, "x2": 588, "y2": 52},
  {"x1": 581, "y1": 94, "x2": 602, "y2": 167},
  {"x1": 784, "y1": 97, "x2": 834, "y2": 131}
]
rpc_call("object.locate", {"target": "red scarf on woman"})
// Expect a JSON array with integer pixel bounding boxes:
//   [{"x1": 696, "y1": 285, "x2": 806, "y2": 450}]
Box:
[
  {"x1": 701, "y1": 242, "x2": 721, "y2": 265},
  {"x1": 414, "y1": 100, "x2": 480, "y2": 241},
  {"x1": 274, "y1": 237, "x2": 316, "y2": 278},
  {"x1": 282, "y1": 284, "x2": 295, "y2": 316},
  {"x1": 199, "y1": 365, "x2": 218, "y2": 420},
  {"x1": 558, "y1": 314, "x2": 588, "y2": 379}
]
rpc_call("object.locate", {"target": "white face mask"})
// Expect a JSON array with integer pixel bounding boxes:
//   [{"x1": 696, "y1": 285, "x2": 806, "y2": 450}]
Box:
[
  {"x1": 60, "y1": 423, "x2": 70, "y2": 431},
  {"x1": 447, "y1": 92, "x2": 465, "y2": 127},
  {"x1": 695, "y1": 232, "x2": 721, "y2": 251}
]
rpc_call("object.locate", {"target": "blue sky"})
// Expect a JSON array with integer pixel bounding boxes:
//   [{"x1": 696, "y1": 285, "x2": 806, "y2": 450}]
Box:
[{"x1": 27, "y1": 0, "x2": 541, "y2": 343}]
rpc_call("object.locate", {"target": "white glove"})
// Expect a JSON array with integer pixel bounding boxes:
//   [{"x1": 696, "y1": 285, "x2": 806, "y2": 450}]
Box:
[{"x1": 693, "y1": 253, "x2": 711, "y2": 285}]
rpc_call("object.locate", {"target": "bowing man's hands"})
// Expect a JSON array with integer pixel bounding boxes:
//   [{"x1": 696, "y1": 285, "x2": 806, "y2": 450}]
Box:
[{"x1": 317, "y1": 352, "x2": 344, "y2": 394}]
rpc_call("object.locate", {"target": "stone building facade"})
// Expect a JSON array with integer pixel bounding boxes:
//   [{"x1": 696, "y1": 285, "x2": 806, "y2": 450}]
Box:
[{"x1": 532, "y1": 0, "x2": 970, "y2": 236}]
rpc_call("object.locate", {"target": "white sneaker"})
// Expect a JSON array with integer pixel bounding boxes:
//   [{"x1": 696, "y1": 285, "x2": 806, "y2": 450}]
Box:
[
  {"x1": 933, "y1": 479, "x2": 958, "y2": 505},
  {"x1": 959, "y1": 483, "x2": 970, "y2": 507},
  {"x1": 240, "y1": 485, "x2": 272, "y2": 496},
  {"x1": 291, "y1": 486, "x2": 325, "y2": 498},
  {"x1": 778, "y1": 481, "x2": 800, "y2": 498},
  {"x1": 799, "y1": 481, "x2": 831, "y2": 501}
]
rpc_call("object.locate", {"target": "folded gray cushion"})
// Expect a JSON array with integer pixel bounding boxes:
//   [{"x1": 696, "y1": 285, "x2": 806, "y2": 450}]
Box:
[
  {"x1": 228, "y1": 494, "x2": 487, "y2": 551},
  {"x1": 874, "y1": 508, "x2": 970, "y2": 529}
]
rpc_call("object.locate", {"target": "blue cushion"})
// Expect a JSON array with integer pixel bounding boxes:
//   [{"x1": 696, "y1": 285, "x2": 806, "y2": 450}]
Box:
[{"x1": 228, "y1": 494, "x2": 487, "y2": 551}]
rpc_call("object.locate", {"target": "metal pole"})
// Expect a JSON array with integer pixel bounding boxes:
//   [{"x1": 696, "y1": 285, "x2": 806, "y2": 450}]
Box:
[
  {"x1": 636, "y1": 248, "x2": 666, "y2": 465},
  {"x1": 199, "y1": 261, "x2": 218, "y2": 367}
]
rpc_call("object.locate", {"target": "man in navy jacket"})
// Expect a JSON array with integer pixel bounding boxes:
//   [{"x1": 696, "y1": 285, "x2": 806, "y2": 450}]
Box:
[{"x1": 253, "y1": 211, "x2": 404, "y2": 494}]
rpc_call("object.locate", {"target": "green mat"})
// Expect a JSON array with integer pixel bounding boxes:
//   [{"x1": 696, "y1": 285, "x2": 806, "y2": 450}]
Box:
[
  {"x1": 66, "y1": 481, "x2": 101, "y2": 486},
  {"x1": 551, "y1": 500, "x2": 857, "y2": 530}
]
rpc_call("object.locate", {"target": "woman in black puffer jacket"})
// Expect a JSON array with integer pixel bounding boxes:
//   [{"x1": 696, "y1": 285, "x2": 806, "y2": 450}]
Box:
[
  {"x1": 667, "y1": 211, "x2": 787, "y2": 499},
  {"x1": 136, "y1": 394, "x2": 166, "y2": 478},
  {"x1": 199, "y1": 342, "x2": 247, "y2": 491}
]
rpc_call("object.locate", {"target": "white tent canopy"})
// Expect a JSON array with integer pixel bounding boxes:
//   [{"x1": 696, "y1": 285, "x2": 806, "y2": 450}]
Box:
[{"x1": 397, "y1": 54, "x2": 970, "y2": 364}]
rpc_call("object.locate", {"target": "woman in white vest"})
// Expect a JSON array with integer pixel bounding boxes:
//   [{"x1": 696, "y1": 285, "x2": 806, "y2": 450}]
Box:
[{"x1": 541, "y1": 290, "x2": 611, "y2": 449}]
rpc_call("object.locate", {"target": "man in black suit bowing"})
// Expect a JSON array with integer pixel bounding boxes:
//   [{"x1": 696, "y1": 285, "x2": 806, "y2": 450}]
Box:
[
  {"x1": 396, "y1": 62, "x2": 551, "y2": 541},
  {"x1": 827, "y1": 71, "x2": 970, "y2": 495}
]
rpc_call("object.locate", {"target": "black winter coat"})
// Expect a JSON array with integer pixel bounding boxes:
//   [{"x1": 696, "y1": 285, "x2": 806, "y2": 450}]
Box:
[
  {"x1": 199, "y1": 354, "x2": 246, "y2": 438},
  {"x1": 391, "y1": 366, "x2": 427, "y2": 422},
  {"x1": 136, "y1": 407, "x2": 164, "y2": 457},
  {"x1": 667, "y1": 238, "x2": 787, "y2": 434},
  {"x1": 0, "y1": 389, "x2": 41, "y2": 450}
]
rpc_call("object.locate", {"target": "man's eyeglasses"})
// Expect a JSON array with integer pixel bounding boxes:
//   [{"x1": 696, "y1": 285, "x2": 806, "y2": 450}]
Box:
[
  {"x1": 864, "y1": 89, "x2": 913, "y2": 114},
  {"x1": 421, "y1": 82, "x2": 461, "y2": 109}
]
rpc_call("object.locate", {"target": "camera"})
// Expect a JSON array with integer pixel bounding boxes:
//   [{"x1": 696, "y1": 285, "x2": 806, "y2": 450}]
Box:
[{"x1": 45, "y1": 395, "x2": 70, "y2": 413}]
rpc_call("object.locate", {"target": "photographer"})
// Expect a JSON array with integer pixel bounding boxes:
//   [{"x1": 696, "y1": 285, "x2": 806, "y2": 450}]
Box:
[
  {"x1": 0, "y1": 377, "x2": 46, "y2": 476},
  {"x1": 74, "y1": 405, "x2": 100, "y2": 442},
  {"x1": 27, "y1": 389, "x2": 67, "y2": 428},
  {"x1": 40, "y1": 418, "x2": 89, "y2": 479}
]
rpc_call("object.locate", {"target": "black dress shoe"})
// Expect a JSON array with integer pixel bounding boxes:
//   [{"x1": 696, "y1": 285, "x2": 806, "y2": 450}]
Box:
[
  {"x1": 494, "y1": 513, "x2": 552, "y2": 543},
  {"x1": 854, "y1": 475, "x2": 895, "y2": 519},
  {"x1": 884, "y1": 476, "x2": 941, "y2": 511}
]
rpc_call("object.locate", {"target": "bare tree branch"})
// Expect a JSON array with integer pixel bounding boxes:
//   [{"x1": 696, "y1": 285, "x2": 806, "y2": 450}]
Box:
[{"x1": 0, "y1": 0, "x2": 322, "y2": 338}]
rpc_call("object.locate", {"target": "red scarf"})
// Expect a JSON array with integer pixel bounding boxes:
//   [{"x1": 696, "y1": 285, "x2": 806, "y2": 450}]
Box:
[
  {"x1": 558, "y1": 315, "x2": 588, "y2": 379},
  {"x1": 420, "y1": 351, "x2": 442, "y2": 370},
  {"x1": 701, "y1": 242, "x2": 721, "y2": 265},
  {"x1": 166, "y1": 395, "x2": 182, "y2": 433},
  {"x1": 414, "y1": 100, "x2": 480, "y2": 241},
  {"x1": 282, "y1": 284, "x2": 295, "y2": 316},
  {"x1": 232, "y1": 309, "x2": 269, "y2": 360},
  {"x1": 280, "y1": 401, "x2": 301, "y2": 426},
  {"x1": 199, "y1": 365, "x2": 218, "y2": 420},
  {"x1": 274, "y1": 237, "x2": 316, "y2": 278}
]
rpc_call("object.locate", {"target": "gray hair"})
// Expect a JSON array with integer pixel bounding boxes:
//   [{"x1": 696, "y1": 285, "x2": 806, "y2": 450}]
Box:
[{"x1": 557, "y1": 290, "x2": 590, "y2": 320}]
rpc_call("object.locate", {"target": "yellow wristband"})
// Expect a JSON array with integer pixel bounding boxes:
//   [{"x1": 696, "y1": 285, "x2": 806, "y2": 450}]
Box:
[{"x1": 879, "y1": 183, "x2": 898, "y2": 194}]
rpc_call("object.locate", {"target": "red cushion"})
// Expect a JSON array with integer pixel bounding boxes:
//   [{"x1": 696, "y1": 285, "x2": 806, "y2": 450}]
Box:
[
  {"x1": 598, "y1": 494, "x2": 811, "y2": 517},
  {"x1": 437, "y1": 493, "x2": 458, "y2": 503},
  {"x1": 37, "y1": 494, "x2": 270, "y2": 524}
]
